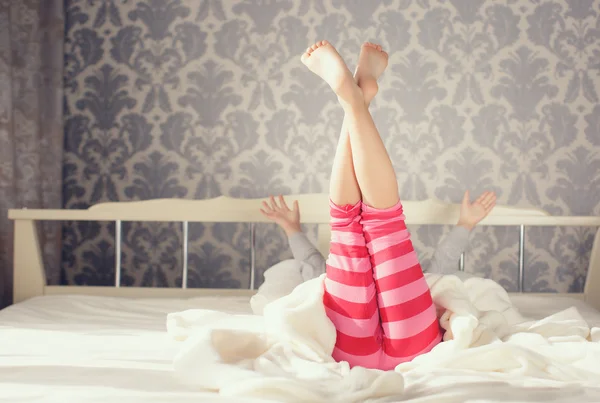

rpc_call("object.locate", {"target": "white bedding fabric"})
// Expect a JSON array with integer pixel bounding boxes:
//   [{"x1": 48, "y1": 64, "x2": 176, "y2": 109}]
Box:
[
  {"x1": 168, "y1": 261, "x2": 600, "y2": 402},
  {"x1": 1, "y1": 265, "x2": 600, "y2": 403},
  {"x1": 0, "y1": 295, "x2": 260, "y2": 403}
]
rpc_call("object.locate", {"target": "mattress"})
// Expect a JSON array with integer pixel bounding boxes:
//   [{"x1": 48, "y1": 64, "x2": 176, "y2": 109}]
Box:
[{"x1": 1, "y1": 293, "x2": 599, "y2": 403}]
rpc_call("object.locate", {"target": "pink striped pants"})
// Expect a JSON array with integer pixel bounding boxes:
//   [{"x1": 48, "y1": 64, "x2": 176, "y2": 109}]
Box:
[{"x1": 323, "y1": 200, "x2": 442, "y2": 370}]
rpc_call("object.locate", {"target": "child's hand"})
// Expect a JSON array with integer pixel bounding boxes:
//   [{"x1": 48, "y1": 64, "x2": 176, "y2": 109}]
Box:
[
  {"x1": 260, "y1": 195, "x2": 301, "y2": 236},
  {"x1": 458, "y1": 190, "x2": 496, "y2": 230}
]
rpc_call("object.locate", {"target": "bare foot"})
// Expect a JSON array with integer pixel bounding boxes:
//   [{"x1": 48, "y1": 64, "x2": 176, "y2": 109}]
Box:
[
  {"x1": 354, "y1": 42, "x2": 389, "y2": 104},
  {"x1": 301, "y1": 40, "x2": 361, "y2": 105}
]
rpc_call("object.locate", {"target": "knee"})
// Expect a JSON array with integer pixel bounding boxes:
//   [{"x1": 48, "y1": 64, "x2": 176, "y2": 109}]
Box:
[{"x1": 329, "y1": 199, "x2": 362, "y2": 228}]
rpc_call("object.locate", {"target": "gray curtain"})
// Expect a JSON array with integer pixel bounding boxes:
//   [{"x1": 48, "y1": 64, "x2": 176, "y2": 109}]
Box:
[{"x1": 0, "y1": 0, "x2": 64, "y2": 308}]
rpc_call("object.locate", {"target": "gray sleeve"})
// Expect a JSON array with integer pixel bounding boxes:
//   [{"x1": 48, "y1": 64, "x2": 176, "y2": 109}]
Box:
[
  {"x1": 428, "y1": 226, "x2": 470, "y2": 274},
  {"x1": 288, "y1": 232, "x2": 327, "y2": 281}
]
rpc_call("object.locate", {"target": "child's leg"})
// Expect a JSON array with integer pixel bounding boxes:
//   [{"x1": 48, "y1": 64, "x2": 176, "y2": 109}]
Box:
[
  {"x1": 361, "y1": 203, "x2": 441, "y2": 370},
  {"x1": 344, "y1": 47, "x2": 441, "y2": 369},
  {"x1": 303, "y1": 41, "x2": 382, "y2": 368},
  {"x1": 329, "y1": 117, "x2": 361, "y2": 207},
  {"x1": 301, "y1": 40, "x2": 440, "y2": 370},
  {"x1": 329, "y1": 42, "x2": 387, "y2": 207},
  {"x1": 342, "y1": 90, "x2": 398, "y2": 210},
  {"x1": 323, "y1": 200, "x2": 382, "y2": 368}
]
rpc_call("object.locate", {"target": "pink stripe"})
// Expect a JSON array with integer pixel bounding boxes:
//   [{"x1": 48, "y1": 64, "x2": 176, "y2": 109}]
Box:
[
  {"x1": 324, "y1": 278, "x2": 376, "y2": 303},
  {"x1": 366, "y1": 229, "x2": 410, "y2": 254},
  {"x1": 332, "y1": 346, "x2": 382, "y2": 369},
  {"x1": 378, "y1": 332, "x2": 442, "y2": 370},
  {"x1": 325, "y1": 307, "x2": 379, "y2": 338},
  {"x1": 327, "y1": 254, "x2": 371, "y2": 273},
  {"x1": 331, "y1": 230, "x2": 366, "y2": 246},
  {"x1": 378, "y1": 278, "x2": 430, "y2": 307},
  {"x1": 381, "y1": 303, "x2": 437, "y2": 338},
  {"x1": 372, "y1": 251, "x2": 420, "y2": 279}
]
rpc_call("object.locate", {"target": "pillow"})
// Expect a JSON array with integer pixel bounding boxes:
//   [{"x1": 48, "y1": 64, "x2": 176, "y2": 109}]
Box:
[{"x1": 250, "y1": 259, "x2": 307, "y2": 315}]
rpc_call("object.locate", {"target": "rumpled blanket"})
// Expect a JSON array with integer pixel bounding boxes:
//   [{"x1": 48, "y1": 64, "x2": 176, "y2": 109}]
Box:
[{"x1": 167, "y1": 260, "x2": 600, "y2": 402}]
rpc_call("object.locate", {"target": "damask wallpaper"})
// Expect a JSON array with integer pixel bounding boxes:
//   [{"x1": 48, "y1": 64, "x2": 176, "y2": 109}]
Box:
[{"x1": 62, "y1": 0, "x2": 600, "y2": 293}]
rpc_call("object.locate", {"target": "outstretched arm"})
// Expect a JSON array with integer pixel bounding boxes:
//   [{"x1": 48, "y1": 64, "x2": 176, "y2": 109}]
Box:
[
  {"x1": 428, "y1": 191, "x2": 496, "y2": 274},
  {"x1": 260, "y1": 195, "x2": 326, "y2": 280}
]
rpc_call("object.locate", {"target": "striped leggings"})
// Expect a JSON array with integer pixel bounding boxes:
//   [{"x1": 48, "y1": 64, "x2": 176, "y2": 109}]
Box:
[{"x1": 323, "y1": 200, "x2": 442, "y2": 370}]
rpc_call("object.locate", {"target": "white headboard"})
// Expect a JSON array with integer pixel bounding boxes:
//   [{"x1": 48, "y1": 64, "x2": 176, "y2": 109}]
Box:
[{"x1": 8, "y1": 194, "x2": 600, "y2": 310}]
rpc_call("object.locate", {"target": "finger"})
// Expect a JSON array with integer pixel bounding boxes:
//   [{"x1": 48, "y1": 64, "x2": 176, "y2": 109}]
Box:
[
  {"x1": 481, "y1": 191, "x2": 494, "y2": 204},
  {"x1": 478, "y1": 192, "x2": 495, "y2": 208},
  {"x1": 261, "y1": 201, "x2": 273, "y2": 213},
  {"x1": 269, "y1": 195, "x2": 280, "y2": 210},
  {"x1": 482, "y1": 197, "x2": 496, "y2": 212},
  {"x1": 279, "y1": 195, "x2": 290, "y2": 211},
  {"x1": 483, "y1": 204, "x2": 495, "y2": 216},
  {"x1": 474, "y1": 191, "x2": 488, "y2": 205},
  {"x1": 260, "y1": 208, "x2": 273, "y2": 218},
  {"x1": 482, "y1": 192, "x2": 496, "y2": 208},
  {"x1": 462, "y1": 190, "x2": 470, "y2": 205},
  {"x1": 293, "y1": 200, "x2": 299, "y2": 212}
]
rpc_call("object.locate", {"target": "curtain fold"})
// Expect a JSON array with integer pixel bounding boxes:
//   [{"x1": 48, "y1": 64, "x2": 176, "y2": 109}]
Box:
[{"x1": 0, "y1": 0, "x2": 64, "y2": 308}]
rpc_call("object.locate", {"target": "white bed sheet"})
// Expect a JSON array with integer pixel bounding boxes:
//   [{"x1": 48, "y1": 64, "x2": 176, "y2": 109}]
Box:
[
  {"x1": 1, "y1": 293, "x2": 599, "y2": 403},
  {"x1": 0, "y1": 295, "x2": 256, "y2": 403},
  {"x1": 511, "y1": 295, "x2": 600, "y2": 327}
]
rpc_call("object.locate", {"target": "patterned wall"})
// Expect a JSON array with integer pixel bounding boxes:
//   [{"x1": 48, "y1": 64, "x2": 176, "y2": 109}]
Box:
[{"x1": 62, "y1": 0, "x2": 600, "y2": 292}]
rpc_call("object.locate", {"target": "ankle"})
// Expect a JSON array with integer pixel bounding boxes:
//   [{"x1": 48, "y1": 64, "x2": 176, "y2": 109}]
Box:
[
  {"x1": 357, "y1": 76, "x2": 378, "y2": 105},
  {"x1": 337, "y1": 84, "x2": 364, "y2": 109}
]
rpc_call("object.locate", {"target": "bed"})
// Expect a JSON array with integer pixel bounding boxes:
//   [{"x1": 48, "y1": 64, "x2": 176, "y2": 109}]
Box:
[{"x1": 4, "y1": 194, "x2": 600, "y2": 403}]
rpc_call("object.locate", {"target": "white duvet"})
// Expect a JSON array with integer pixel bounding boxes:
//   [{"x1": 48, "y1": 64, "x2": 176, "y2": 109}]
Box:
[{"x1": 167, "y1": 261, "x2": 600, "y2": 402}]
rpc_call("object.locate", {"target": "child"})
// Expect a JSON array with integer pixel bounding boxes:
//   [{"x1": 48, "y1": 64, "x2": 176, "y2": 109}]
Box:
[{"x1": 261, "y1": 40, "x2": 496, "y2": 371}]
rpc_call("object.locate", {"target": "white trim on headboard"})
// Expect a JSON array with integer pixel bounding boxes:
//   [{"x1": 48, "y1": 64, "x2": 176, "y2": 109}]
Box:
[
  {"x1": 8, "y1": 194, "x2": 600, "y2": 310},
  {"x1": 9, "y1": 195, "x2": 599, "y2": 226}
]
